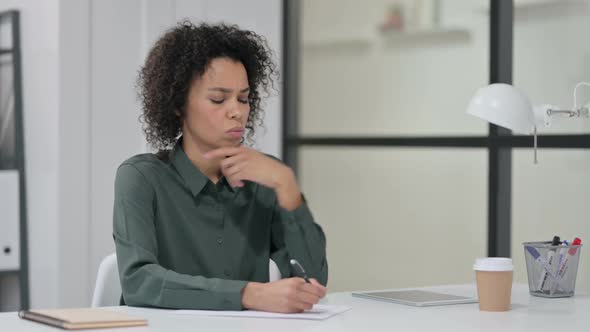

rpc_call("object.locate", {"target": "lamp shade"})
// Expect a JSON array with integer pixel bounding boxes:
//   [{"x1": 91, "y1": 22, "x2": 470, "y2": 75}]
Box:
[{"x1": 467, "y1": 83, "x2": 535, "y2": 134}]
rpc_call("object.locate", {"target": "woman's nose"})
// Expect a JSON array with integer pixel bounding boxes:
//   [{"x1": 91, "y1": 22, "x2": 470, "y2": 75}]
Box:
[
  {"x1": 227, "y1": 101, "x2": 243, "y2": 120},
  {"x1": 228, "y1": 106, "x2": 241, "y2": 120}
]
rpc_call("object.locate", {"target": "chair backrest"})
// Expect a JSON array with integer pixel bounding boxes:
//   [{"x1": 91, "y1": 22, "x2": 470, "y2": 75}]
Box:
[
  {"x1": 91, "y1": 253, "x2": 121, "y2": 307},
  {"x1": 91, "y1": 253, "x2": 282, "y2": 307},
  {"x1": 268, "y1": 259, "x2": 282, "y2": 282}
]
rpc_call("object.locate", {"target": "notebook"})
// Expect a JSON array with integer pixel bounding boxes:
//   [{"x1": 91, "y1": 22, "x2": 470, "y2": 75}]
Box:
[
  {"x1": 352, "y1": 290, "x2": 478, "y2": 307},
  {"x1": 18, "y1": 308, "x2": 148, "y2": 330}
]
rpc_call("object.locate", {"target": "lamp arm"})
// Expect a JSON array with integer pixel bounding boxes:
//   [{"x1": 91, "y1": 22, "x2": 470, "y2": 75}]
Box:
[
  {"x1": 547, "y1": 107, "x2": 587, "y2": 118},
  {"x1": 537, "y1": 82, "x2": 590, "y2": 128},
  {"x1": 534, "y1": 104, "x2": 589, "y2": 130},
  {"x1": 574, "y1": 82, "x2": 590, "y2": 109}
]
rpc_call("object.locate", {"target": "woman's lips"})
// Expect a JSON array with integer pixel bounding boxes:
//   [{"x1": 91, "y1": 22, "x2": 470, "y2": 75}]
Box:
[{"x1": 227, "y1": 128, "x2": 244, "y2": 138}]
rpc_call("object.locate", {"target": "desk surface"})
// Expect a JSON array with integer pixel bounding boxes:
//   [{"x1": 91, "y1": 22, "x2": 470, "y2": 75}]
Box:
[{"x1": 2, "y1": 284, "x2": 588, "y2": 332}]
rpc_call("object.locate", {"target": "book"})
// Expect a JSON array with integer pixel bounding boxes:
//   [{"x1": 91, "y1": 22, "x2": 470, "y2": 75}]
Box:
[{"x1": 18, "y1": 308, "x2": 147, "y2": 330}]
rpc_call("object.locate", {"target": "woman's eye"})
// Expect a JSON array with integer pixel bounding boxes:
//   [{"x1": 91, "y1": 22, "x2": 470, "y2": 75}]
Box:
[
  {"x1": 210, "y1": 99, "x2": 224, "y2": 104},
  {"x1": 238, "y1": 98, "x2": 249, "y2": 104}
]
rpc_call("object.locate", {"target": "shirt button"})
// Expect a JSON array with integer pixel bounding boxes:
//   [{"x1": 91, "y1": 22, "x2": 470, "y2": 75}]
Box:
[{"x1": 217, "y1": 237, "x2": 223, "y2": 244}]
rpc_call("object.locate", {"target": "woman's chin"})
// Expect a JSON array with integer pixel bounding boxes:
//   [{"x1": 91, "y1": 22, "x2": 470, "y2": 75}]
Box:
[{"x1": 218, "y1": 140, "x2": 242, "y2": 148}]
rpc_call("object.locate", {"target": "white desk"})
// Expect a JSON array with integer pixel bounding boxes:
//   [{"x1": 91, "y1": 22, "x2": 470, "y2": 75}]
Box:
[{"x1": 1, "y1": 284, "x2": 588, "y2": 332}]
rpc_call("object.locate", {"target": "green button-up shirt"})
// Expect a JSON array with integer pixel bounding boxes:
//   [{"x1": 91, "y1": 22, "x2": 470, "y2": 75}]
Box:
[{"x1": 112, "y1": 142, "x2": 328, "y2": 310}]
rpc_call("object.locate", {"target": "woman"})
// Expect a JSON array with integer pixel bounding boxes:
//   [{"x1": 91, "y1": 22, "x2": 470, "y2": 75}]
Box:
[{"x1": 112, "y1": 22, "x2": 328, "y2": 313}]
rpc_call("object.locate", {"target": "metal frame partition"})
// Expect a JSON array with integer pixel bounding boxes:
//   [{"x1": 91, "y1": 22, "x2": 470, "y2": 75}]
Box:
[{"x1": 281, "y1": 0, "x2": 590, "y2": 258}]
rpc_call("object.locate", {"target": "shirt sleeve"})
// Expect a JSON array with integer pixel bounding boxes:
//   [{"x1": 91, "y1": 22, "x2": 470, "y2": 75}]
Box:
[
  {"x1": 269, "y1": 195, "x2": 329, "y2": 286},
  {"x1": 113, "y1": 163, "x2": 248, "y2": 310}
]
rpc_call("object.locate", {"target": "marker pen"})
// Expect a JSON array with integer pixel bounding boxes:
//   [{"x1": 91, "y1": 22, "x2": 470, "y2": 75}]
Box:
[
  {"x1": 525, "y1": 246, "x2": 558, "y2": 282},
  {"x1": 548, "y1": 237, "x2": 582, "y2": 294},
  {"x1": 556, "y1": 238, "x2": 582, "y2": 281},
  {"x1": 538, "y1": 236, "x2": 561, "y2": 291},
  {"x1": 557, "y1": 240, "x2": 569, "y2": 268}
]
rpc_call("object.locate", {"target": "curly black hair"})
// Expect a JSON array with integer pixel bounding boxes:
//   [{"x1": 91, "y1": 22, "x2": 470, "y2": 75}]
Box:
[{"x1": 137, "y1": 21, "x2": 278, "y2": 151}]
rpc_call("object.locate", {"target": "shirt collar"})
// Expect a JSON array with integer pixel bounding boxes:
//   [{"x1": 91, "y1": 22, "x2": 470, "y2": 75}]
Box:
[
  {"x1": 170, "y1": 139, "x2": 236, "y2": 196},
  {"x1": 171, "y1": 140, "x2": 209, "y2": 197}
]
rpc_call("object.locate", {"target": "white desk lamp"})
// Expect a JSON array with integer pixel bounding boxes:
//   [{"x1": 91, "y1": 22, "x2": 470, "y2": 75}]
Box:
[{"x1": 467, "y1": 82, "x2": 590, "y2": 163}]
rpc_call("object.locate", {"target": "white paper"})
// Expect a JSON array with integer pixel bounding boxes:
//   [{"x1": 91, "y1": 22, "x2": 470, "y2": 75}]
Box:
[{"x1": 174, "y1": 304, "x2": 351, "y2": 320}]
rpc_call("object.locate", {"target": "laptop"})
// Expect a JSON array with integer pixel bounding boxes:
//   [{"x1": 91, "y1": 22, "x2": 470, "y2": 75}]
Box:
[{"x1": 351, "y1": 290, "x2": 478, "y2": 307}]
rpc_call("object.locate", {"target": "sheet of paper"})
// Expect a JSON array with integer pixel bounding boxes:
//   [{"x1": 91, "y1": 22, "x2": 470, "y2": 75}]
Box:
[{"x1": 174, "y1": 304, "x2": 351, "y2": 320}]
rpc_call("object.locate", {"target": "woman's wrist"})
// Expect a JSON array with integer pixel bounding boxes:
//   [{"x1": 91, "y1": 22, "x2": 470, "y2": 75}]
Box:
[
  {"x1": 274, "y1": 166, "x2": 303, "y2": 211},
  {"x1": 241, "y1": 282, "x2": 263, "y2": 310}
]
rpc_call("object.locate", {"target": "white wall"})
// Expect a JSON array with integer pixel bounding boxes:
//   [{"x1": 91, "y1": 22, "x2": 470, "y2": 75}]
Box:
[
  {"x1": 88, "y1": 0, "x2": 147, "y2": 308},
  {"x1": 1, "y1": 0, "x2": 282, "y2": 310},
  {"x1": 57, "y1": 0, "x2": 91, "y2": 308}
]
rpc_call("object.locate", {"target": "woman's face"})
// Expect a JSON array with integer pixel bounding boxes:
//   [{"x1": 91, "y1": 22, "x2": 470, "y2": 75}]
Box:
[{"x1": 182, "y1": 57, "x2": 250, "y2": 150}]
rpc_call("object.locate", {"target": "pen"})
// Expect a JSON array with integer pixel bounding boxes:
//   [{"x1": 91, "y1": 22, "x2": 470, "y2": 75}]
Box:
[
  {"x1": 548, "y1": 237, "x2": 582, "y2": 294},
  {"x1": 556, "y1": 238, "x2": 582, "y2": 279},
  {"x1": 538, "y1": 236, "x2": 561, "y2": 291},
  {"x1": 525, "y1": 246, "x2": 558, "y2": 281},
  {"x1": 557, "y1": 240, "x2": 570, "y2": 269},
  {"x1": 558, "y1": 240, "x2": 569, "y2": 267},
  {"x1": 290, "y1": 259, "x2": 311, "y2": 283}
]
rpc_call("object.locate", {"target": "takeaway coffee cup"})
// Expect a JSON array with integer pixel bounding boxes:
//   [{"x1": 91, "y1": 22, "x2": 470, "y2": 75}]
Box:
[{"x1": 473, "y1": 258, "x2": 514, "y2": 311}]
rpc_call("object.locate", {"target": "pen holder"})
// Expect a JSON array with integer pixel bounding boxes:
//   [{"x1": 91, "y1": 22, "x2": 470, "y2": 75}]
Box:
[{"x1": 523, "y1": 241, "x2": 583, "y2": 298}]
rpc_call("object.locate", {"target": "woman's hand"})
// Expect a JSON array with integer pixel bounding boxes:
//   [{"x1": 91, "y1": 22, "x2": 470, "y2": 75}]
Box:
[
  {"x1": 241, "y1": 278, "x2": 327, "y2": 313},
  {"x1": 204, "y1": 146, "x2": 303, "y2": 210}
]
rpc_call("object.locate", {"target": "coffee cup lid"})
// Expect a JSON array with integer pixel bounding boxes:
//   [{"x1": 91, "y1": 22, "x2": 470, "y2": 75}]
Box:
[{"x1": 473, "y1": 257, "x2": 514, "y2": 271}]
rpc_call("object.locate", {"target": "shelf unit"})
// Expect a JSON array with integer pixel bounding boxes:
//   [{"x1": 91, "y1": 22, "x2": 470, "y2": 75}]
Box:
[
  {"x1": 302, "y1": 36, "x2": 373, "y2": 50},
  {"x1": 0, "y1": 10, "x2": 29, "y2": 311},
  {"x1": 381, "y1": 27, "x2": 470, "y2": 45},
  {"x1": 301, "y1": 27, "x2": 470, "y2": 50}
]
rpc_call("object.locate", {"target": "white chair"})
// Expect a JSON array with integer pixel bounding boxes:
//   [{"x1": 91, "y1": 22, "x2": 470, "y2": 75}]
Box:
[
  {"x1": 91, "y1": 253, "x2": 283, "y2": 307},
  {"x1": 268, "y1": 259, "x2": 282, "y2": 282},
  {"x1": 91, "y1": 253, "x2": 121, "y2": 307}
]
